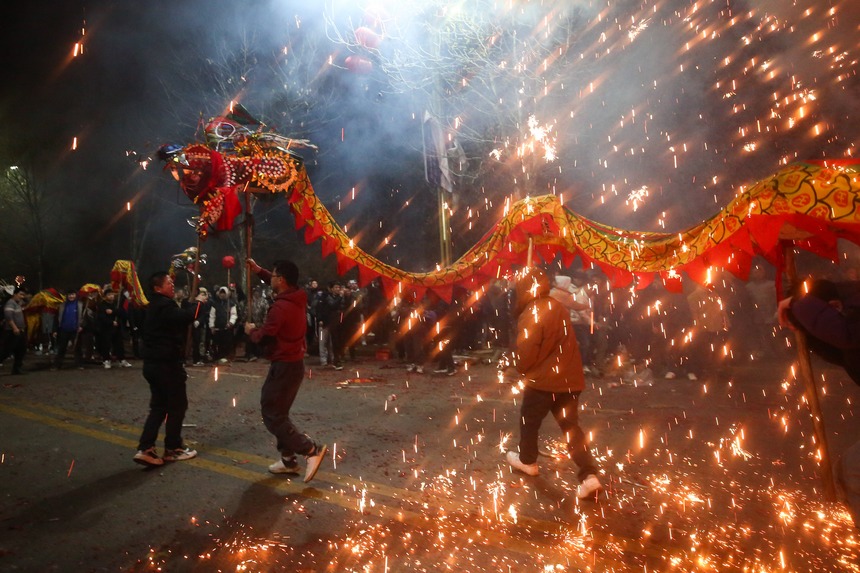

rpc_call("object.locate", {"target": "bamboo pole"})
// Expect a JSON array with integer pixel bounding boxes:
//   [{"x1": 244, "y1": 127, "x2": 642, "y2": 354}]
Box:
[
  {"x1": 244, "y1": 189, "x2": 253, "y2": 312},
  {"x1": 185, "y1": 236, "x2": 202, "y2": 361},
  {"x1": 784, "y1": 246, "x2": 837, "y2": 501},
  {"x1": 189, "y1": 236, "x2": 201, "y2": 298},
  {"x1": 438, "y1": 189, "x2": 451, "y2": 267},
  {"x1": 526, "y1": 237, "x2": 534, "y2": 268}
]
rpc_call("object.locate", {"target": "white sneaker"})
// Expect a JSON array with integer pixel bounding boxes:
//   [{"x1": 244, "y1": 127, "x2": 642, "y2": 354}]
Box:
[
  {"x1": 687, "y1": 372, "x2": 698, "y2": 381},
  {"x1": 103, "y1": 360, "x2": 112, "y2": 369},
  {"x1": 218, "y1": 358, "x2": 229, "y2": 364},
  {"x1": 505, "y1": 451, "x2": 539, "y2": 476},
  {"x1": 133, "y1": 447, "x2": 164, "y2": 467},
  {"x1": 119, "y1": 360, "x2": 132, "y2": 368},
  {"x1": 304, "y1": 444, "x2": 328, "y2": 483},
  {"x1": 163, "y1": 447, "x2": 197, "y2": 462},
  {"x1": 664, "y1": 371, "x2": 676, "y2": 380},
  {"x1": 576, "y1": 474, "x2": 603, "y2": 499},
  {"x1": 268, "y1": 458, "x2": 301, "y2": 475}
]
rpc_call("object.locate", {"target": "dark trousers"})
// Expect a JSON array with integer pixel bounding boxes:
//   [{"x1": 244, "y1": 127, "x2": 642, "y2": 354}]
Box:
[
  {"x1": 0, "y1": 331, "x2": 26, "y2": 373},
  {"x1": 433, "y1": 327, "x2": 456, "y2": 370},
  {"x1": 191, "y1": 326, "x2": 205, "y2": 363},
  {"x1": 686, "y1": 330, "x2": 727, "y2": 375},
  {"x1": 97, "y1": 328, "x2": 126, "y2": 361},
  {"x1": 306, "y1": 315, "x2": 319, "y2": 356},
  {"x1": 212, "y1": 328, "x2": 234, "y2": 360},
  {"x1": 260, "y1": 361, "x2": 314, "y2": 460},
  {"x1": 54, "y1": 330, "x2": 82, "y2": 367},
  {"x1": 518, "y1": 386, "x2": 598, "y2": 481},
  {"x1": 573, "y1": 324, "x2": 592, "y2": 366},
  {"x1": 330, "y1": 323, "x2": 347, "y2": 363},
  {"x1": 137, "y1": 361, "x2": 189, "y2": 451},
  {"x1": 403, "y1": 323, "x2": 428, "y2": 365},
  {"x1": 130, "y1": 328, "x2": 142, "y2": 359}
]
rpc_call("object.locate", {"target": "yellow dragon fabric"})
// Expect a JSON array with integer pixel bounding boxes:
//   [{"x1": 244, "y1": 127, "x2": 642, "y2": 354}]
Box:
[
  {"x1": 165, "y1": 139, "x2": 860, "y2": 299},
  {"x1": 286, "y1": 158, "x2": 860, "y2": 296}
]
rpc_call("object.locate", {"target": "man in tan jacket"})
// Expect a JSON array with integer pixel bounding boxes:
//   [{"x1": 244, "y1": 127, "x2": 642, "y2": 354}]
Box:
[{"x1": 506, "y1": 267, "x2": 603, "y2": 500}]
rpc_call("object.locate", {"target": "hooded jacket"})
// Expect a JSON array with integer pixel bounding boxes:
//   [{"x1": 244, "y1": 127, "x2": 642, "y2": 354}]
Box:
[
  {"x1": 249, "y1": 286, "x2": 307, "y2": 362},
  {"x1": 513, "y1": 268, "x2": 585, "y2": 393}
]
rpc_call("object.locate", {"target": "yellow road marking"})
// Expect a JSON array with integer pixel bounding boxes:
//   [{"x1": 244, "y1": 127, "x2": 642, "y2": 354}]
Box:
[
  {"x1": 0, "y1": 399, "x2": 585, "y2": 560},
  {"x1": 0, "y1": 397, "x2": 659, "y2": 563}
]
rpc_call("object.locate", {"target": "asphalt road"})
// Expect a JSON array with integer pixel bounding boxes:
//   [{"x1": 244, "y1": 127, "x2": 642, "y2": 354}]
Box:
[{"x1": 1, "y1": 349, "x2": 858, "y2": 572}]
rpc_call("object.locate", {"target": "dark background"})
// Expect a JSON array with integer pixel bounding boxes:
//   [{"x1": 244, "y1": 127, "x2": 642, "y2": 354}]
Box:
[{"x1": 0, "y1": 0, "x2": 857, "y2": 291}]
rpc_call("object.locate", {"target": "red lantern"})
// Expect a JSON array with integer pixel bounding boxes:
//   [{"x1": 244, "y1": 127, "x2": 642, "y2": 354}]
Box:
[
  {"x1": 354, "y1": 26, "x2": 381, "y2": 49},
  {"x1": 345, "y1": 55, "x2": 373, "y2": 74},
  {"x1": 222, "y1": 255, "x2": 236, "y2": 269}
]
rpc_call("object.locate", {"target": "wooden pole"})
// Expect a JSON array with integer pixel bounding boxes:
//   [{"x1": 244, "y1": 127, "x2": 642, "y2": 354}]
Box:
[
  {"x1": 189, "y1": 236, "x2": 202, "y2": 298},
  {"x1": 244, "y1": 189, "x2": 253, "y2": 313},
  {"x1": 185, "y1": 236, "x2": 202, "y2": 361},
  {"x1": 526, "y1": 237, "x2": 534, "y2": 268},
  {"x1": 784, "y1": 245, "x2": 837, "y2": 501},
  {"x1": 438, "y1": 188, "x2": 451, "y2": 267}
]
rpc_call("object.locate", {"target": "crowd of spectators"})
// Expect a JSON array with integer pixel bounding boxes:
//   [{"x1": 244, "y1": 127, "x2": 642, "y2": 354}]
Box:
[
  {"x1": 2, "y1": 260, "x2": 857, "y2": 381},
  {"x1": 0, "y1": 280, "x2": 273, "y2": 373}
]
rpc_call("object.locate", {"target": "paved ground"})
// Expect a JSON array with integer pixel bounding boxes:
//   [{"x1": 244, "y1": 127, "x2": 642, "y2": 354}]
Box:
[{"x1": 0, "y1": 348, "x2": 858, "y2": 572}]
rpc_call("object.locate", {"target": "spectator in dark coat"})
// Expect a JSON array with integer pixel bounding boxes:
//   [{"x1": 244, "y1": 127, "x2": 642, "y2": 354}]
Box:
[
  {"x1": 779, "y1": 279, "x2": 860, "y2": 386},
  {"x1": 53, "y1": 289, "x2": 84, "y2": 370},
  {"x1": 778, "y1": 277, "x2": 860, "y2": 529}
]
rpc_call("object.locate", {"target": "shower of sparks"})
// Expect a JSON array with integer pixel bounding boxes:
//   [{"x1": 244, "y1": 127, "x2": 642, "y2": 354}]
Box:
[
  {"x1": 132, "y1": 349, "x2": 860, "y2": 572},
  {"x1": 625, "y1": 185, "x2": 650, "y2": 211},
  {"x1": 522, "y1": 115, "x2": 557, "y2": 163},
  {"x1": 73, "y1": 1, "x2": 860, "y2": 570}
]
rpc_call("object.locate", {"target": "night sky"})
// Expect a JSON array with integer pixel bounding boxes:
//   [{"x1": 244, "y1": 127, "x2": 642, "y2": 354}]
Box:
[{"x1": 1, "y1": 0, "x2": 858, "y2": 290}]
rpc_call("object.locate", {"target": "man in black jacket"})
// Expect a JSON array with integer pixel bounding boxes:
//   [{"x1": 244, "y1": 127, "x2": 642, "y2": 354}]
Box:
[{"x1": 133, "y1": 272, "x2": 205, "y2": 467}]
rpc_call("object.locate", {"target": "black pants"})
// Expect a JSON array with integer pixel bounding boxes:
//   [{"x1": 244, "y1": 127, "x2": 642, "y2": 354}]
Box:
[
  {"x1": 0, "y1": 331, "x2": 26, "y2": 373},
  {"x1": 518, "y1": 386, "x2": 598, "y2": 481},
  {"x1": 54, "y1": 330, "x2": 82, "y2": 367},
  {"x1": 97, "y1": 327, "x2": 125, "y2": 361},
  {"x1": 433, "y1": 326, "x2": 456, "y2": 371},
  {"x1": 212, "y1": 328, "x2": 233, "y2": 360},
  {"x1": 191, "y1": 326, "x2": 206, "y2": 363},
  {"x1": 260, "y1": 361, "x2": 314, "y2": 460},
  {"x1": 137, "y1": 361, "x2": 188, "y2": 451}
]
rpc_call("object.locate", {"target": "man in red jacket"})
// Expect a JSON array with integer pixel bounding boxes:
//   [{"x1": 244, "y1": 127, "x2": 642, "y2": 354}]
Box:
[
  {"x1": 506, "y1": 267, "x2": 603, "y2": 500},
  {"x1": 245, "y1": 258, "x2": 328, "y2": 483}
]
